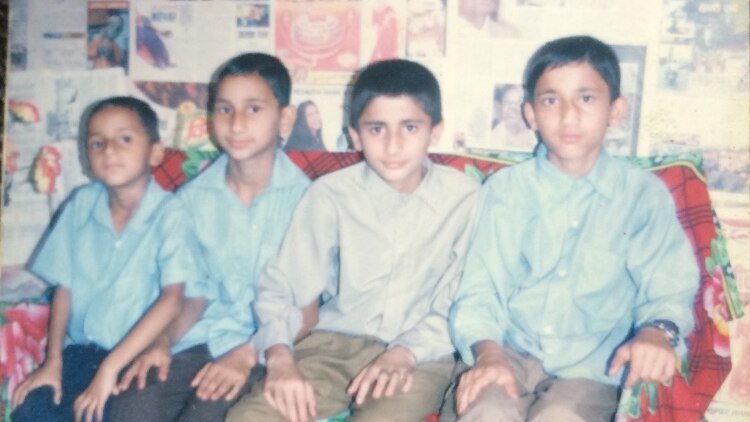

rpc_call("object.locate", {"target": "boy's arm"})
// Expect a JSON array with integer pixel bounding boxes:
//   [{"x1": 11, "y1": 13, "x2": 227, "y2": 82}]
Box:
[
  {"x1": 11, "y1": 286, "x2": 71, "y2": 409},
  {"x1": 449, "y1": 184, "x2": 512, "y2": 366},
  {"x1": 252, "y1": 184, "x2": 336, "y2": 360},
  {"x1": 455, "y1": 340, "x2": 518, "y2": 415},
  {"x1": 609, "y1": 183, "x2": 700, "y2": 387},
  {"x1": 74, "y1": 283, "x2": 184, "y2": 422},
  {"x1": 117, "y1": 296, "x2": 207, "y2": 391}
]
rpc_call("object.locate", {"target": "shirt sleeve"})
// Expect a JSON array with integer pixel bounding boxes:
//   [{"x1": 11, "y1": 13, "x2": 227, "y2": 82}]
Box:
[
  {"x1": 389, "y1": 190, "x2": 479, "y2": 364},
  {"x1": 628, "y1": 181, "x2": 700, "y2": 337},
  {"x1": 28, "y1": 193, "x2": 77, "y2": 288},
  {"x1": 449, "y1": 181, "x2": 513, "y2": 366},
  {"x1": 156, "y1": 199, "x2": 209, "y2": 293},
  {"x1": 252, "y1": 183, "x2": 338, "y2": 361}
]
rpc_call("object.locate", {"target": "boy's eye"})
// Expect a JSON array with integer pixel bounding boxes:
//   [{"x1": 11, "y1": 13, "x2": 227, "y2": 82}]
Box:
[
  {"x1": 88, "y1": 139, "x2": 104, "y2": 150},
  {"x1": 581, "y1": 95, "x2": 594, "y2": 103},
  {"x1": 404, "y1": 123, "x2": 419, "y2": 133},
  {"x1": 541, "y1": 97, "x2": 557, "y2": 106},
  {"x1": 118, "y1": 135, "x2": 132, "y2": 144},
  {"x1": 247, "y1": 105, "x2": 261, "y2": 114},
  {"x1": 214, "y1": 105, "x2": 232, "y2": 115},
  {"x1": 368, "y1": 125, "x2": 383, "y2": 135}
]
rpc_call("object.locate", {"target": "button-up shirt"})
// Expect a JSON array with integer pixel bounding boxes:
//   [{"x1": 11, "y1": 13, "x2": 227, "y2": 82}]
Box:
[
  {"x1": 253, "y1": 160, "x2": 479, "y2": 363},
  {"x1": 450, "y1": 147, "x2": 699, "y2": 385},
  {"x1": 30, "y1": 179, "x2": 205, "y2": 350},
  {"x1": 175, "y1": 151, "x2": 310, "y2": 357}
]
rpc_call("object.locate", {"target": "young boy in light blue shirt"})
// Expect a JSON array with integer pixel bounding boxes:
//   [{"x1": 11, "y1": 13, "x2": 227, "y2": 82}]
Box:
[
  {"x1": 446, "y1": 35, "x2": 699, "y2": 422},
  {"x1": 110, "y1": 53, "x2": 313, "y2": 422},
  {"x1": 11, "y1": 96, "x2": 204, "y2": 422}
]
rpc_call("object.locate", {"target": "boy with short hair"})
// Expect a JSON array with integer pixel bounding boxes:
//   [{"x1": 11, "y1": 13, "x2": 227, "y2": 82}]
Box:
[
  {"x1": 227, "y1": 58, "x2": 479, "y2": 422},
  {"x1": 109, "y1": 52, "x2": 313, "y2": 421},
  {"x1": 10, "y1": 96, "x2": 204, "y2": 422},
  {"x1": 446, "y1": 35, "x2": 699, "y2": 421}
]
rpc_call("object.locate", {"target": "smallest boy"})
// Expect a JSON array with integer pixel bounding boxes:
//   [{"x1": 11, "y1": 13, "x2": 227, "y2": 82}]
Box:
[
  {"x1": 447, "y1": 35, "x2": 699, "y2": 421},
  {"x1": 228, "y1": 59, "x2": 479, "y2": 422},
  {"x1": 11, "y1": 96, "x2": 204, "y2": 422}
]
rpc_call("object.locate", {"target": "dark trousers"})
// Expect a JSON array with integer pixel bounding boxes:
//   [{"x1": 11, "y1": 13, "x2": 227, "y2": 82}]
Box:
[
  {"x1": 109, "y1": 344, "x2": 265, "y2": 422},
  {"x1": 12, "y1": 344, "x2": 111, "y2": 422}
]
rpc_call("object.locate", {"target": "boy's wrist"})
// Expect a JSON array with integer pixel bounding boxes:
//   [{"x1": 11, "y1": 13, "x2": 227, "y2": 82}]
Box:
[
  {"x1": 639, "y1": 320, "x2": 679, "y2": 348},
  {"x1": 265, "y1": 344, "x2": 294, "y2": 368}
]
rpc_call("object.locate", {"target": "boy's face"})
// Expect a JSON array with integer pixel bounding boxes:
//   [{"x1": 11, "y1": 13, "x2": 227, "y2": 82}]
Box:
[
  {"x1": 86, "y1": 106, "x2": 163, "y2": 190},
  {"x1": 211, "y1": 74, "x2": 295, "y2": 163},
  {"x1": 349, "y1": 95, "x2": 442, "y2": 193},
  {"x1": 523, "y1": 61, "x2": 627, "y2": 175}
]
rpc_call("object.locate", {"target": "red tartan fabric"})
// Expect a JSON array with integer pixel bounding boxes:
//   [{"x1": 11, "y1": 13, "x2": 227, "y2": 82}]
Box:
[{"x1": 151, "y1": 150, "x2": 730, "y2": 421}]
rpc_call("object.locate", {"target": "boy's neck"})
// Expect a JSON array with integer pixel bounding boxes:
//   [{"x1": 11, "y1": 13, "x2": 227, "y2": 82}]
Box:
[
  {"x1": 225, "y1": 149, "x2": 276, "y2": 206},
  {"x1": 546, "y1": 148, "x2": 602, "y2": 178},
  {"x1": 107, "y1": 178, "x2": 149, "y2": 233}
]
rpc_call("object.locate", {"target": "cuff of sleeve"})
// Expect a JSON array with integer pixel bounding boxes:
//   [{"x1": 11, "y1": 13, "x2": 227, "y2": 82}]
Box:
[
  {"x1": 389, "y1": 338, "x2": 454, "y2": 364},
  {"x1": 207, "y1": 331, "x2": 252, "y2": 358},
  {"x1": 252, "y1": 323, "x2": 298, "y2": 365},
  {"x1": 452, "y1": 325, "x2": 505, "y2": 366}
]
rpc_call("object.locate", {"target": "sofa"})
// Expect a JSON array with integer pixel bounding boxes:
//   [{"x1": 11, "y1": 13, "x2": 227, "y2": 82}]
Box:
[{"x1": 0, "y1": 148, "x2": 742, "y2": 421}]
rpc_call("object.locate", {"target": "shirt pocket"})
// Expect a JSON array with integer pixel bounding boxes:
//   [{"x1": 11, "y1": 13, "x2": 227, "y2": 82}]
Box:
[{"x1": 572, "y1": 245, "x2": 633, "y2": 331}]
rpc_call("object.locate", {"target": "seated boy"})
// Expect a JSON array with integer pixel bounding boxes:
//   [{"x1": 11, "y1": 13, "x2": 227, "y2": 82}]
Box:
[
  {"x1": 109, "y1": 52, "x2": 314, "y2": 421},
  {"x1": 445, "y1": 35, "x2": 700, "y2": 421},
  {"x1": 227, "y1": 59, "x2": 480, "y2": 422},
  {"x1": 10, "y1": 96, "x2": 203, "y2": 422}
]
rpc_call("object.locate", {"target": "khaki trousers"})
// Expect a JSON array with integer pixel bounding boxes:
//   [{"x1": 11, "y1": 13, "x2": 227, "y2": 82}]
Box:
[
  {"x1": 228, "y1": 331, "x2": 454, "y2": 422},
  {"x1": 439, "y1": 347, "x2": 618, "y2": 422}
]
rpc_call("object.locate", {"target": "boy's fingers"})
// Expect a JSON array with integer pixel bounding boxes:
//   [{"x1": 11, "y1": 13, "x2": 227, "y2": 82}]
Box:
[
  {"x1": 305, "y1": 382, "x2": 317, "y2": 418},
  {"x1": 225, "y1": 382, "x2": 242, "y2": 401},
  {"x1": 402, "y1": 373, "x2": 414, "y2": 393},
  {"x1": 158, "y1": 362, "x2": 170, "y2": 381},
  {"x1": 191, "y1": 365, "x2": 209, "y2": 387},
  {"x1": 609, "y1": 346, "x2": 630, "y2": 376},
  {"x1": 504, "y1": 379, "x2": 519, "y2": 399},
  {"x1": 347, "y1": 370, "x2": 365, "y2": 395}
]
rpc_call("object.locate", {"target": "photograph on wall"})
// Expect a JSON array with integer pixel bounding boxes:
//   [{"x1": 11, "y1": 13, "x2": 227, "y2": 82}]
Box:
[
  {"x1": 406, "y1": 0, "x2": 447, "y2": 58},
  {"x1": 274, "y1": 0, "x2": 361, "y2": 85},
  {"x1": 87, "y1": 1, "x2": 129, "y2": 70},
  {"x1": 361, "y1": 0, "x2": 405, "y2": 64}
]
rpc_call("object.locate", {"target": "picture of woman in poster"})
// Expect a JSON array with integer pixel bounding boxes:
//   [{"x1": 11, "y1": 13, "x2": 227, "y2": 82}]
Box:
[
  {"x1": 370, "y1": 2, "x2": 399, "y2": 62},
  {"x1": 283, "y1": 100, "x2": 326, "y2": 151},
  {"x1": 491, "y1": 84, "x2": 537, "y2": 151},
  {"x1": 458, "y1": 0, "x2": 519, "y2": 37}
]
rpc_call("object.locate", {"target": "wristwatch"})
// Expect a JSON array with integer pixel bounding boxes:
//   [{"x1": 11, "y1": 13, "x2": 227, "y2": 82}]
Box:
[{"x1": 641, "y1": 320, "x2": 680, "y2": 348}]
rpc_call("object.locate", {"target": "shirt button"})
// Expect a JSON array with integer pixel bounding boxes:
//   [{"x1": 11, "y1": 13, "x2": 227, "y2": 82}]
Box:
[
  {"x1": 571, "y1": 220, "x2": 579, "y2": 228},
  {"x1": 542, "y1": 325, "x2": 553, "y2": 335},
  {"x1": 115, "y1": 240, "x2": 122, "y2": 248},
  {"x1": 557, "y1": 268, "x2": 568, "y2": 277}
]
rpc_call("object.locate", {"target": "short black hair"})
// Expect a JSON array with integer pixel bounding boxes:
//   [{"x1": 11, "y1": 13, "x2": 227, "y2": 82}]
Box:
[
  {"x1": 349, "y1": 59, "x2": 442, "y2": 130},
  {"x1": 208, "y1": 52, "x2": 291, "y2": 111},
  {"x1": 84, "y1": 96, "x2": 160, "y2": 143},
  {"x1": 523, "y1": 35, "x2": 621, "y2": 102}
]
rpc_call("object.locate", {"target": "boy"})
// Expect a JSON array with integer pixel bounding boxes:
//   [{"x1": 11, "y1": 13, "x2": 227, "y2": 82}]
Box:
[
  {"x1": 109, "y1": 52, "x2": 313, "y2": 421},
  {"x1": 10, "y1": 96, "x2": 203, "y2": 422},
  {"x1": 446, "y1": 35, "x2": 699, "y2": 421},
  {"x1": 227, "y1": 59, "x2": 479, "y2": 422}
]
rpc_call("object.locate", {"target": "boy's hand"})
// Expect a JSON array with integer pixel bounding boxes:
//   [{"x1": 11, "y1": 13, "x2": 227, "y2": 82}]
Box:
[
  {"x1": 263, "y1": 345, "x2": 316, "y2": 422},
  {"x1": 74, "y1": 361, "x2": 118, "y2": 422},
  {"x1": 456, "y1": 343, "x2": 518, "y2": 416},
  {"x1": 609, "y1": 327, "x2": 678, "y2": 388},
  {"x1": 191, "y1": 342, "x2": 257, "y2": 402},
  {"x1": 116, "y1": 337, "x2": 172, "y2": 392},
  {"x1": 347, "y1": 346, "x2": 416, "y2": 405},
  {"x1": 11, "y1": 360, "x2": 62, "y2": 409}
]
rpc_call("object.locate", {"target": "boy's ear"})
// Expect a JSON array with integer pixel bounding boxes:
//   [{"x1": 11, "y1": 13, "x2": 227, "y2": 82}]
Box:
[
  {"x1": 429, "y1": 121, "x2": 444, "y2": 147},
  {"x1": 348, "y1": 126, "x2": 363, "y2": 151},
  {"x1": 149, "y1": 142, "x2": 165, "y2": 167},
  {"x1": 608, "y1": 96, "x2": 629, "y2": 128},
  {"x1": 280, "y1": 105, "x2": 297, "y2": 140},
  {"x1": 522, "y1": 102, "x2": 537, "y2": 131}
]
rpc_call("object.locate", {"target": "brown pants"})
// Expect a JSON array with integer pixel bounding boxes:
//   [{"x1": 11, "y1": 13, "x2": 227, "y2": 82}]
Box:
[
  {"x1": 439, "y1": 348, "x2": 618, "y2": 422},
  {"x1": 227, "y1": 331, "x2": 454, "y2": 422}
]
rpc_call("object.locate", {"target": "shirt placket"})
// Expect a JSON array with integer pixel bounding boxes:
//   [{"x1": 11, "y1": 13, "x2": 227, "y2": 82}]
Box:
[{"x1": 379, "y1": 195, "x2": 411, "y2": 341}]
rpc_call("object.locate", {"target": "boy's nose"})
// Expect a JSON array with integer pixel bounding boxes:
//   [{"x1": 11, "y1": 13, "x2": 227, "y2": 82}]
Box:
[
  {"x1": 384, "y1": 133, "x2": 402, "y2": 155},
  {"x1": 231, "y1": 113, "x2": 246, "y2": 132},
  {"x1": 561, "y1": 102, "x2": 580, "y2": 125}
]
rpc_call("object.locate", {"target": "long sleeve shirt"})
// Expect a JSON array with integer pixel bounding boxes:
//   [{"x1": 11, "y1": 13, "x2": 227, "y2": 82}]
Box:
[
  {"x1": 30, "y1": 179, "x2": 205, "y2": 350},
  {"x1": 449, "y1": 147, "x2": 699, "y2": 385},
  {"x1": 174, "y1": 152, "x2": 310, "y2": 357},
  {"x1": 253, "y1": 160, "x2": 479, "y2": 364}
]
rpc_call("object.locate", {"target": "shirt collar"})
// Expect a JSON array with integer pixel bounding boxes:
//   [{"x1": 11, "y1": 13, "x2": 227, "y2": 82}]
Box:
[
  {"x1": 359, "y1": 159, "x2": 440, "y2": 213},
  {"x1": 191, "y1": 150, "x2": 308, "y2": 194},
  {"x1": 534, "y1": 144, "x2": 617, "y2": 199},
  {"x1": 86, "y1": 177, "x2": 168, "y2": 233}
]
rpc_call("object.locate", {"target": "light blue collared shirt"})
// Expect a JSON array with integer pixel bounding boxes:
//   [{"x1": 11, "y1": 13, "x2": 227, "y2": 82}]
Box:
[
  {"x1": 449, "y1": 146, "x2": 699, "y2": 385},
  {"x1": 30, "y1": 179, "x2": 205, "y2": 350},
  {"x1": 175, "y1": 151, "x2": 310, "y2": 357}
]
